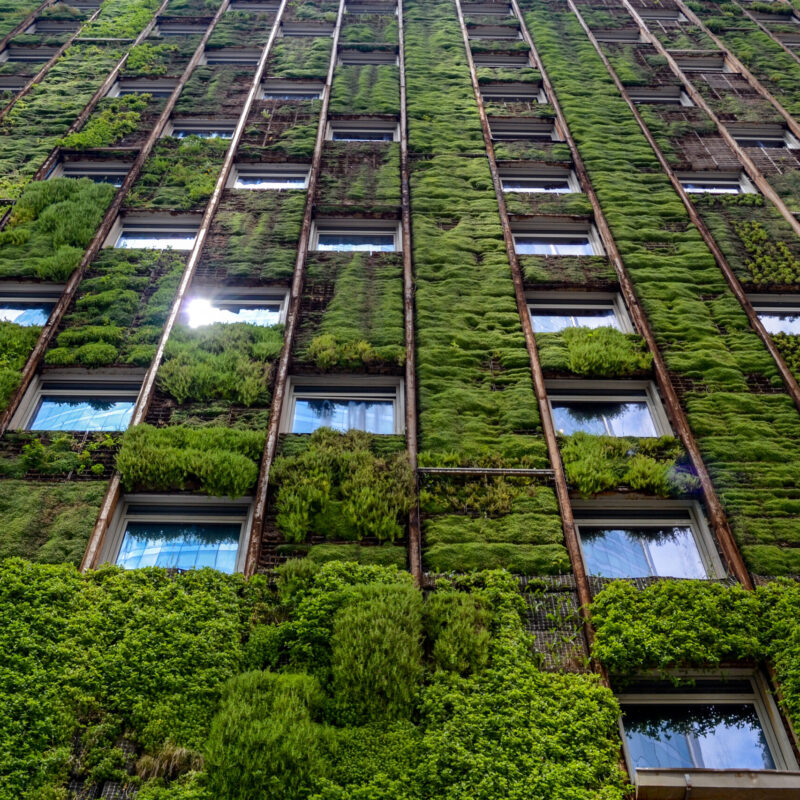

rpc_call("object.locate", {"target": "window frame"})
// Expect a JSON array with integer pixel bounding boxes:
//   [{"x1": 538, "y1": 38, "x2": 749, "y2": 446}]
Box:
[
  {"x1": 571, "y1": 498, "x2": 724, "y2": 580},
  {"x1": 512, "y1": 220, "x2": 605, "y2": 257},
  {"x1": 338, "y1": 48, "x2": 399, "y2": 66},
  {"x1": 673, "y1": 54, "x2": 728, "y2": 73},
  {"x1": 677, "y1": 170, "x2": 755, "y2": 195},
  {"x1": 10, "y1": 369, "x2": 145, "y2": 432},
  {"x1": 635, "y1": 8, "x2": 688, "y2": 23},
  {"x1": 489, "y1": 118, "x2": 561, "y2": 141},
  {"x1": 101, "y1": 493, "x2": 254, "y2": 574},
  {"x1": 750, "y1": 294, "x2": 800, "y2": 335},
  {"x1": 281, "y1": 376, "x2": 405, "y2": 435},
  {"x1": 105, "y1": 214, "x2": 201, "y2": 251},
  {"x1": 155, "y1": 19, "x2": 209, "y2": 36},
  {"x1": 0, "y1": 45, "x2": 59, "y2": 63},
  {"x1": 327, "y1": 118, "x2": 399, "y2": 142},
  {"x1": 617, "y1": 670, "x2": 799, "y2": 778},
  {"x1": 108, "y1": 78, "x2": 178, "y2": 98},
  {"x1": 729, "y1": 125, "x2": 800, "y2": 150},
  {"x1": 473, "y1": 52, "x2": 533, "y2": 68},
  {"x1": 0, "y1": 75, "x2": 31, "y2": 91},
  {"x1": 261, "y1": 80, "x2": 324, "y2": 100},
  {"x1": 481, "y1": 82, "x2": 546, "y2": 104},
  {"x1": 52, "y1": 159, "x2": 131, "y2": 186},
  {"x1": 461, "y1": 3, "x2": 513, "y2": 16},
  {"x1": 526, "y1": 291, "x2": 633, "y2": 333},
  {"x1": 228, "y1": 163, "x2": 310, "y2": 190},
  {"x1": 0, "y1": 281, "x2": 64, "y2": 327},
  {"x1": 311, "y1": 218, "x2": 401, "y2": 252},
  {"x1": 500, "y1": 166, "x2": 581, "y2": 195},
  {"x1": 202, "y1": 47, "x2": 261, "y2": 65},
  {"x1": 164, "y1": 117, "x2": 237, "y2": 139},
  {"x1": 280, "y1": 21, "x2": 335, "y2": 36},
  {"x1": 227, "y1": 0, "x2": 280, "y2": 11},
  {"x1": 345, "y1": 0, "x2": 398, "y2": 13},
  {"x1": 467, "y1": 25, "x2": 522, "y2": 40},
  {"x1": 628, "y1": 85, "x2": 694, "y2": 106},
  {"x1": 594, "y1": 28, "x2": 642, "y2": 43},
  {"x1": 545, "y1": 379, "x2": 672, "y2": 438},
  {"x1": 180, "y1": 286, "x2": 289, "y2": 327}
]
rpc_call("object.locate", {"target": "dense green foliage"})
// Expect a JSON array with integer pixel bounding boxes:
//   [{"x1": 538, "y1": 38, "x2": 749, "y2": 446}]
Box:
[
  {"x1": 59, "y1": 95, "x2": 151, "y2": 149},
  {"x1": 0, "y1": 178, "x2": 114, "y2": 280},
  {"x1": 591, "y1": 579, "x2": 800, "y2": 730},
  {"x1": 521, "y1": 0, "x2": 800, "y2": 573},
  {"x1": 116, "y1": 423, "x2": 265, "y2": 497},
  {"x1": 0, "y1": 561, "x2": 628, "y2": 798},
  {"x1": 271, "y1": 429, "x2": 414, "y2": 543},
  {"x1": 537, "y1": 327, "x2": 652, "y2": 377},
  {"x1": 0, "y1": 321, "x2": 40, "y2": 410}
]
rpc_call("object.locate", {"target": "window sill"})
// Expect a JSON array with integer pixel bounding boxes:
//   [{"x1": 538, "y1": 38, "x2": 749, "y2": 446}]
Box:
[{"x1": 635, "y1": 768, "x2": 800, "y2": 799}]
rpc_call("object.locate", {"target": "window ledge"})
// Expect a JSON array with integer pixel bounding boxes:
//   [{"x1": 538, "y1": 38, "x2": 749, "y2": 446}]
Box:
[{"x1": 635, "y1": 769, "x2": 800, "y2": 799}]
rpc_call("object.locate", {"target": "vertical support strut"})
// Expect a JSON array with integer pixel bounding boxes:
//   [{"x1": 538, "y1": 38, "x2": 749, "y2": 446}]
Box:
[
  {"x1": 243, "y1": 0, "x2": 348, "y2": 576},
  {"x1": 511, "y1": 0, "x2": 752, "y2": 588},
  {"x1": 452, "y1": 0, "x2": 598, "y2": 653},
  {"x1": 397, "y1": 0, "x2": 423, "y2": 584},
  {"x1": 565, "y1": 0, "x2": 800, "y2": 417}
]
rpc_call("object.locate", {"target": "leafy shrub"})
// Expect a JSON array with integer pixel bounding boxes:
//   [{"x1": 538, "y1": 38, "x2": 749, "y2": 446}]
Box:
[
  {"x1": 537, "y1": 327, "x2": 653, "y2": 377},
  {"x1": 424, "y1": 592, "x2": 490, "y2": 675},
  {"x1": 330, "y1": 583, "x2": 423, "y2": 725},
  {"x1": 271, "y1": 429, "x2": 414, "y2": 543},
  {"x1": 158, "y1": 323, "x2": 283, "y2": 406},
  {"x1": 205, "y1": 671, "x2": 330, "y2": 800},
  {"x1": 116, "y1": 424, "x2": 265, "y2": 497},
  {"x1": 0, "y1": 321, "x2": 41, "y2": 409},
  {"x1": 59, "y1": 95, "x2": 149, "y2": 149}
]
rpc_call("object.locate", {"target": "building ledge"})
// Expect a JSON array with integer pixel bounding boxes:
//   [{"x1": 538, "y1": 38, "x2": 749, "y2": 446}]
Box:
[{"x1": 635, "y1": 768, "x2": 800, "y2": 799}]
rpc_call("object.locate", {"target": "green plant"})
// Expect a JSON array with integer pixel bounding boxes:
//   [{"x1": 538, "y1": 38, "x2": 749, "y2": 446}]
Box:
[
  {"x1": 116, "y1": 424, "x2": 265, "y2": 497},
  {"x1": 424, "y1": 592, "x2": 490, "y2": 675},
  {"x1": 0, "y1": 321, "x2": 41, "y2": 410},
  {"x1": 271, "y1": 429, "x2": 414, "y2": 543},
  {"x1": 60, "y1": 95, "x2": 150, "y2": 149}
]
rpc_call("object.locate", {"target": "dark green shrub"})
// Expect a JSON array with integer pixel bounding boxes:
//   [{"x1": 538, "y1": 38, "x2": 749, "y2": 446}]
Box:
[
  {"x1": 0, "y1": 321, "x2": 41, "y2": 409},
  {"x1": 158, "y1": 323, "x2": 283, "y2": 406},
  {"x1": 116, "y1": 424, "x2": 265, "y2": 497},
  {"x1": 59, "y1": 95, "x2": 150, "y2": 149},
  {"x1": 537, "y1": 327, "x2": 652, "y2": 377},
  {"x1": 205, "y1": 671, "x2": 330, "y2": 800},
  {"x1": 271, "y1": 429, "x2": 414, "y2": 543},
  {"x1": 424, "y1": 592, "x2": 490, "y2": 675},
  {"x1": 330, "y1": 583, "x2": 423, "y2": 725}
]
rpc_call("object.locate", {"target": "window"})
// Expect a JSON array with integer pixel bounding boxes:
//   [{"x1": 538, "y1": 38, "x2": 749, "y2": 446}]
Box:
[
  {"x1": 283, "y1": 378, "x2": 403, "y2": 434},
  {"x1": 0, "y1": 283, "x2": 63, "y2": 327},
  {"x1": 10, "y1": 370, "x2": 144, "y2": 432},
  {"x1": 490, "y1": 119, "x2": 559, "y2": 140},
  {"x1": 157, "y1": 21, "x2": 208, "y2": 36},
  {"x1": 752, "y1": 10, "x2": 800, "y2": 24},
  {"x1": 312, "y1": 219, "x2": 400, "y2": 252},
  {"x1": 462, "y1": 3, "x2": 512, "y2": 16},
  {"x1": 261, "y1": 80, "x2": 323, "y2": 100},
  {"x1": 328, "y1": 118, "x2": 398, "y2": 142},
  {"x1": 0, "y1": 76, "x2": 27, "y2": 92},
  {"x1": 110, "y1": 78, "x2": 177, "y2": 98},
  {"x1": 229, "y1": 163, "x2": 309, "y2": 190},
  {"x1": 103, "y1": 496, "x2": 252, "y2": 574},
  {"x1": 619, "y1": 674, "x2": 799, "y2": 778},
  {"x1": 167, "y1": 118, "x2": 236, "y2": 139},
  {"x1": 573, "y1": 502, "x2": 722, "y2": 579},
  {"x1": 673, "y1": 54, "x2": 727, "y2": 72},
  {"x1": 594, "y1": 28, "x2": 641, "y2": 43},
  {"x1": 751, "y1": 296, "x2": 800, "y2": 335},
  {"x1": 0, "y1": 46, "x2": 58, "y2": 62},
  {"x1": 628, "y1": 85, "x2": 694, "y2": 106},
  {"x1": 730, "y1": 125, "x2": 800, "y2": 150},
  {"x1": 513, "y1": 222, "x2": 603, "y2": 257},
  {"x1": 203, "y1": 47, "x2": 260, "y2": 65},
  {"x1": 339, "y1": 48, "x2": 398, "y2": 65},
  {"x1": 110, "y1": 215, "x2": 200, "y2": 250},
  {"x1": 678, "y1": 171, "x2": 754, "y2": 195},
  {"x1": 468, "y1": 25, "x2": 521, "y2": 40},
  {"x1": 181, "y1": 288, "x2": 287, "y2": 327},
  {"x1": 776, "y1": 32, "x2": 800, "y2": 49},
  {"x1": 500, "y1": 167, "x2": 579, "y2": 194},
  {"x1": 346, "y1": 1, "x2": 398, "y2": 13},
  {"x1": 636, "y1": 8, "x2": 688, "y2": 22},
  {"x1": 473, "y1": 52, "x2": 532, "y2": 68},
  {"x1": 528, "y1": 293, "x2": 630, "y2": 333},
  {"x1": 481, "y1": 82, "x2": 545, "y2": 103},
  {"x1": 56, "y1": 160, "x2": 130, "y2": 187},
  {"x1": 29, "y1": 19, "x2": 81, "y2": 33},
  {"x1": 228, "y1": 0, "x2": 280, "y2": 10},
  {"x1": 281, "y1": 22, "x2": 335, "y2": 36},
  {"x1": 547, "y1": 381, "x2": 670, "y2": 437}
]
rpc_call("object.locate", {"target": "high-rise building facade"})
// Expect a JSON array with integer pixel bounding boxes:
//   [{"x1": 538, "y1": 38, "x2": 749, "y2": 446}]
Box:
[{"x1": 2, "y1": 0, "x2": 800, "y2": 796}]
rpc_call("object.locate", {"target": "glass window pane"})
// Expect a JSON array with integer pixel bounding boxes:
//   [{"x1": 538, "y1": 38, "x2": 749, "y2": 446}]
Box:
[
  {"x1": 292, "y1": 398, "x2": 395, "y2": 434},
  {"x1": 530, "y1": 308, "x2": 619, "y2": 332},
  {"x1": 580, "y1": 526, "x2": 707, "y2": 578},
  {"x1": 515, "y1": 236, "x2": 593, "y2": 256},
  {"x1": 264, "y1": 92, "x2": 319, "y2": 99},
  {"x1": 551, "y1": 401, "x2": 657, "y2": 437},
  {"x1": 624, "y1": 703, "x2": 776, "y2": 770},
  {"x1": 117, "y1": 521, "x2": 240, "y2": 573},
  {"x1": 758, "y1": 312, "x2": 800, "y2": 335},
  {"x1": 117, "y1": 232, "x2": 196, "y2": 250},
  {"x1": 317, "y1": 234, "x2": 395, "y2": 252},
  {"x1": 30, "y1": 398, "x2": 134, "y2": 431},
  {"x1": 234, "y1": 176, "x2": 306, "y2": 189},
  {"x1": 502, "y1": 178, "x2": 572, "y2": 193},
  {"x1": 174, "y1": 129, "x2": 233, "y2": 139},
  {"x1": 332, "y1": 131, "x2": 394, "y2": 141},
  {"x1": 0, "y1": 303, "x2": 54, "y2": 326},
  {"x1": 184, "y1": 298, "x2": 281, "y2": 327},
  {"x1": 682, "y1": 182, "x2": 740, "y2": 194}
]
